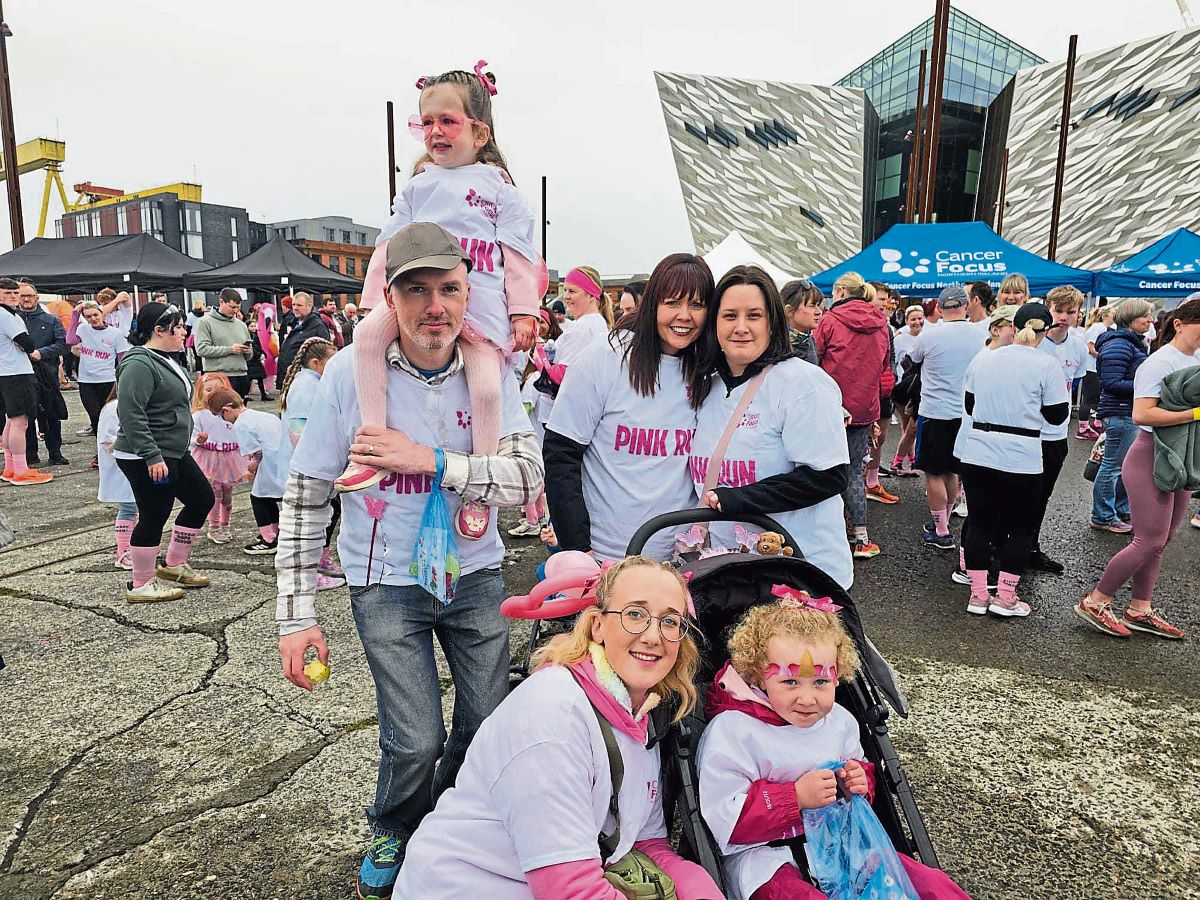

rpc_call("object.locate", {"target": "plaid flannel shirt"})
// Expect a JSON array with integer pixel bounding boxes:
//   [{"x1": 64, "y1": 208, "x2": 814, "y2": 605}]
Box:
[{"x1": 276, "y1": 341, "x2": 543, "y2": 635}]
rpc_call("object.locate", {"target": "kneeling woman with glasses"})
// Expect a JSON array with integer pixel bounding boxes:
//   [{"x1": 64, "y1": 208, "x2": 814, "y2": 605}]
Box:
[
  {"x1": 114, "y1": 302, "x2": 215, "y2": 603},
  {"x1": 394, "y1": 556, "x2": 721, "y2": 899}
]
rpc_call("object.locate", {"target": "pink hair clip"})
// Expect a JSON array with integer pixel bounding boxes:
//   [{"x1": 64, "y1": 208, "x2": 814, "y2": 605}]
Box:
[
  {"x1": 415, "y1": 76, "x2": 428, "y2": 89},
  {"x1": 474, "y1": 60, "x2": 498, "y2": 96},
  {"x1": 770, "y1": 584, "x2": 842, "y2": 614}
]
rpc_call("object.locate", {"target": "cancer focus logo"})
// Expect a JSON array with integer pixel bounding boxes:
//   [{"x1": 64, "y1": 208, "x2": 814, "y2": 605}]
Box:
[{"x1": 879, "y1": 248, "x2": 931, "y2": 278}]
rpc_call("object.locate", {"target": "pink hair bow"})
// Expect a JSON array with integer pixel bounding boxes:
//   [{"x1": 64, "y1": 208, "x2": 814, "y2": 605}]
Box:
[
  {"x1": 681, "y1": 571, "x2": 697, "y2": 619},
  {"x1": 474, "y1": 60, "x2": 498, "y2": 96},
  {"x1": 770, "y1": 584, "x2": 842, "y2": 614}
]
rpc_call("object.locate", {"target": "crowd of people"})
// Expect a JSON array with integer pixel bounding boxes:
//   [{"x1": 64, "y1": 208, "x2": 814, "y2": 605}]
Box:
[{"x1": 2, "y1": 60, "x2": 1198, "y2": 900}]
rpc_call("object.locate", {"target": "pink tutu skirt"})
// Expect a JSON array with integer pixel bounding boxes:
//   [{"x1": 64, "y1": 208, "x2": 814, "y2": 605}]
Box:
[{"x1": 191, "y1": 446, "x2": 248, "y2": 485}]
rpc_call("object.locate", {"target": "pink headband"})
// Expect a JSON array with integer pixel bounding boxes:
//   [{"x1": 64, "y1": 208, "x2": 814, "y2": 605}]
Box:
[
  {"x1": 565, "y1": 268, "x2": 602, "y2": 300},
  {"x1": 770, "y1": 584, "x2": 842, "y2": 614}
]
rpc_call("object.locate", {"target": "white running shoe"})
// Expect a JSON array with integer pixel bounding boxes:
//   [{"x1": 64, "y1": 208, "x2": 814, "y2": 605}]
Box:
[
  {"x1": 507, "y1": 520, "x2": 541, "y2": 538},
  {"x1": 952, "y1": 497, "x2": 968, "y2": 518},
  {"x1": 125, "y1": 579, "x2": 185, "y2": 603}
]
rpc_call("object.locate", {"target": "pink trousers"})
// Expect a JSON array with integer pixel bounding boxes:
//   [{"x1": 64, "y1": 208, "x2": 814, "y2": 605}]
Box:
[{"x1": 750, "y1": 855, "x2": 971, "y2": 899}]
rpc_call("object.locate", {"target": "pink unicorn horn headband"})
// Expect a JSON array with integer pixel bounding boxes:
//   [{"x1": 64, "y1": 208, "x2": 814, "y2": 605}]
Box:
[{"x1": 564, "y1": 268, "x2": 602, "y2": 299}]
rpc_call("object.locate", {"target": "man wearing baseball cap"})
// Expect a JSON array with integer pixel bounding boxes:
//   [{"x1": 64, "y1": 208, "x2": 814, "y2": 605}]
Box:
[
  {"x1": 906, "y1": 284, "x2": 989, "y2": 549},
  {"x1": 274, "y1": 221, "x2": 544, "y2": 894}
]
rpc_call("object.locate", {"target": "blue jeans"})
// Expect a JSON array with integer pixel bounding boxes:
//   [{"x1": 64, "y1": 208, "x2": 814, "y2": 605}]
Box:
[
  {"x1": 350, "y1": 568, "x2": 510, "y2": 838},
  {"x1": 1091, "y1": 416, "x2": 1137, "y2": 524}
]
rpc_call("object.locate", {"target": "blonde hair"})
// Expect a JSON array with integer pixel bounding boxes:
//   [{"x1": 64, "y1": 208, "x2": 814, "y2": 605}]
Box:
[
  {"x1": 1086, "y1": 305, "x2": 1113, "y2": 327},
  {"x1": 572, "y1": 265, "x2": 614, "y2": 327},
  {"x1": 191, "y1": 372, "x2": 234, "y2": 411},
  {"x1": 833, "y1": 272, "x2": 867, "y2": 298},
  {"x1": 998, "y1": 273, "x2": 1029, "y2": 298},
  {"x1": 1015, "y1": 315, "x2": 1050, "y2": 347},
  {"x1": 724, "y1": 602, "x2": 859, "y2": 686},
  {"x1": 530, "y1": 556, "x2": 699, "y2": 722},
  {"x1": 861, "y1": 282, "x2": 877, "y2": 303},
  {"x1": 728, "y1": 598, "x2": 861, "y2": 688},
  {"x1": 1046, "y1": 285, "x2": 1084, "y2": 313}
]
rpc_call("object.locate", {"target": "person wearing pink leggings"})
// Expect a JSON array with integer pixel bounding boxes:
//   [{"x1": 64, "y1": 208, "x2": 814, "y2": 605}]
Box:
[{"x1": 1076, "y1": 297, "x2": 1200, "y2": 639}]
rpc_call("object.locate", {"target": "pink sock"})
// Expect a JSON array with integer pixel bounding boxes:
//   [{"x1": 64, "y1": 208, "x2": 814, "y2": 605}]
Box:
[
  {"x1": 892, "y1": 454, "x2": 904, "y2": 469},
  {"x1": 967, "y1": 569, "x2": 989, "y2": 598},
  {"x1": 260, "y1": 523, "x2": 279, "y2": 543},
  {"x1": 115, "y1": 519, "x2": 136, "y2": 561},
  {"x1": 958, "y1": 546, "x2": 966, "y2": 570},
  {"x1": 208, "y1": 504, "x2": 221, "y2": 529},
  {"x1": 9, "y1": 452, "x2": 28, "y2": 475},
  {"x1": 865, "y1": 466, "x2": 880, "y2": 489},
  {"x1": 932, "y1": 507, "x2": 951, "y2": 538},
  {"x1": 319, "y1": 544, "x2": 332, "y2": 565},
  {"x1": 164, "y1": 524, "x2": 201, "y2": 567},
  {"x1": 219, "y1": 495, "x2": 232, "y2": 528},
  {"x1": 130, "y1": 545, "x2": 159, "y2": 588},
  {"x1": 997, "y1": 571, "x2": 1020, "y2": 603}
]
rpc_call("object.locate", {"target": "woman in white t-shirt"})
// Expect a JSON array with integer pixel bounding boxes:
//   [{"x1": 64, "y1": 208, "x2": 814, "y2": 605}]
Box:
[
  {"x1": 890, "y1": 303, "x2": 925, "y2": 475},
  {"x1": 693, "y1": 265, "x2": 853, "y2": 589},
  {"x1": 954, "y1": 303, "x2": 1070, "y2": 618},
  {"x1": 537, "y1": 266, "x2": 612, "y2": 426},
  {"x1": 1079, "y1": 305, "x2": 1115, "y2": 436},
  {"x1": 1077, "y1": 298, "x2": 1200, "y2": 640},
  {"x1": 545, "y1": 254, "x2": 715, "y2": 562},
  {"x1": 69, "y1": 300, "x2": 130, "y2": 440},
  {"x1": 393, "y1": 557, "x2": 721, "y2": 899}
]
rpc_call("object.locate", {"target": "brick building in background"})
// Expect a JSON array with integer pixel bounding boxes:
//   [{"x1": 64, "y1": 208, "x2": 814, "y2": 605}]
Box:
[{"x1": 266, "y1": 216, "x2": 380, "y2": 305}]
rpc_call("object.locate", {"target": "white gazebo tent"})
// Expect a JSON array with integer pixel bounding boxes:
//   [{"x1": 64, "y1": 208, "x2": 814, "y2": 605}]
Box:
[{"x1": 702, "y1": 230, "x2": 797, "y2": 288}]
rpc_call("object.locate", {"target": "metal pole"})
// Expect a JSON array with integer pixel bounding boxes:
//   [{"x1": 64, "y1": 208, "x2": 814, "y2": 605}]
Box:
[
  {"x1": 995, "y1": 148, "x2": 1009, "y2": 235},
  {"x1": 920, "y1": 0, "x2": 950, "y2": 223},
  {"x1": 386, "y1": 101, "x2": 398, "y2": 207},
  {"x1": 905, "y1": 49, "x2": 928, "y2": 223},
  {"x1": 1047, "y1": 34, "x2": 1078, "y2": 262},
  {"x1": 0, "y1": 3, "x2": 24, "y2": 248},
  {"x1": 540, "y1": 175, "x2": 547, "y2": 262}
]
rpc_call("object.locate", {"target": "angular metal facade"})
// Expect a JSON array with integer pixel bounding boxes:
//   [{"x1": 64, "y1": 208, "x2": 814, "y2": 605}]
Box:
[
  {"x1": 655, "y1": 71, "x2": 874, "y2": 277},
  {"x1": 999, "y1": 26, "x2": 1200, "y2": 270}
]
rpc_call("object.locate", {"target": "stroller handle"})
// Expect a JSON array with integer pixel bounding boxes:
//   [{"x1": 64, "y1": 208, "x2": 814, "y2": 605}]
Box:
[{"x1": 625, "y1": 510, "x2": 800, "y2": 558}]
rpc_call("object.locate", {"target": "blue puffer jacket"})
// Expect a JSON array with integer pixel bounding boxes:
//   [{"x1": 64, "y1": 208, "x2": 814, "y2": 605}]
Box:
[{"x1": 1095, "y1": 328, "x2": 1148, "y2": 419}]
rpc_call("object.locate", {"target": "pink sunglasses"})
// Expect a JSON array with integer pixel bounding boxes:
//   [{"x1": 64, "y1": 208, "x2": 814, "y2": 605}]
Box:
[{"x1": 408, "y1": 112, "x2": 482, "y2": 143}]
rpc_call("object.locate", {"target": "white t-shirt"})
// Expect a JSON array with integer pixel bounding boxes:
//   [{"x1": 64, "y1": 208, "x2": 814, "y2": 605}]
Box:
[
  {"x1": 104, "y1": 304, "x2": 134, "y2": 333},
  {"x1": 234, "y1": 407, "x2": 288, "y2": 499},
  {"x1": 907, "y1": 319, "x2": 987, "y2": 420},
  {"x1": 955, "y1": 345, "x2": 1069, "y2": 474},
  {"x1": 279, "y1": 366, "x2": 321, "y2": 471},
  {"x1": 1037, "y1": 332, "x2": 1090, "y2": 439},
  {"x1": 75, "y1": 322, "x2": 130, "y2": 383},
  {"x1": 395, "y1": 665, "x2": 666, "y2": 897},
  {"x1": 1083, "y1": 322, "x2": 1110, "y2": 373},
  {"x1": 0, "y1": 307, "x2": 32, "y2": 376},
  {"x1": 96, "y1": 401, "x2": 135, "y2": 503},
  {"x1": 538, "y1": 312, "x2": 609, "y2": 424},
  {"x1": 290, "y1": 345, "x2": 530, "y2": 586},
  {"x1": 382, "y1": 163, "x2": 538, "y2": 351},
  {"x1": 1133, "y1": 344, "x2": 1199, "y2": 434},
  {"x1": 698, "y1": 703, "x2": 863, "y2": 900},
  {"x1": 690, "y1": 358, "x2": 853, "y2": 589},
  {"x1": 191, "y1": 409, "x2": 240, "y2": 453},
  {"x1": 892, "y1": 326, "x2": 921, "y2": 377},
  {"x1": 547, "y1": 337, "x2": 698, "y2": 562},
  {"x1": 519, "y1": 373, "x2": 545, "y2": 445}
]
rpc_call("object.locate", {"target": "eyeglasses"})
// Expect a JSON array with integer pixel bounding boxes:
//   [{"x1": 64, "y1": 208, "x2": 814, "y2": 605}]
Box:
[
  {"x1": 408, "y1": 112, "x2": 481, "y2": 143},
  {"x1": 602, "y1": 607, "x2": 689, "y2": 643}
]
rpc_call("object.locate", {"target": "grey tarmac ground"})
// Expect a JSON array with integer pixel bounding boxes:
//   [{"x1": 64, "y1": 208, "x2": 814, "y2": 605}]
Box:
[{"x1": 1, "y1": 390, "x2": 1198, "y2": 900}]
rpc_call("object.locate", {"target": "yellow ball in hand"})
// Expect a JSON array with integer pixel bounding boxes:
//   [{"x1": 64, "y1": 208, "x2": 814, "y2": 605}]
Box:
[{"x1": 303, "y1": 659, "x2": 329, "y2": 685}]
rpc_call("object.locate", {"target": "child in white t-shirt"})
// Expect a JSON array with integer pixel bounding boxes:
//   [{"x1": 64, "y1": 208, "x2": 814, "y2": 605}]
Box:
[
  {"x1": 190, "y1": 373, "x2": 247, "y2": 544},
  {"x1": 336, "y1": 63, "x2": 544, "y2": 551},
  {"x1": 698, "y1": 591, "x2": 968, "y2": 900},
  {"x1": 96, "y1": 395, "x2": 137, "y2": 569}
]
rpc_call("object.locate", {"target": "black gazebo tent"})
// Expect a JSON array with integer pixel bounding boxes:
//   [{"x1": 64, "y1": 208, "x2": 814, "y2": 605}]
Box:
[
  {"x1": 0, "y1": 234, "x2": 212, "y2": 293},
  {"x1": 183, "y1": 234, "x2": 364, "y2": 295}
]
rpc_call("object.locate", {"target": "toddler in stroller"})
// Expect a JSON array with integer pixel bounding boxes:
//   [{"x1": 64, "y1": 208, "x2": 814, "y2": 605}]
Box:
[{"x1": 696, "y1": 589, "x2": 969, "y2": 900}]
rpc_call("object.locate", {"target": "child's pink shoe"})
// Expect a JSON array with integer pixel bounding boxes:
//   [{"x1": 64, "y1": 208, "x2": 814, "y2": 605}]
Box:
[
  {"x1": 114, "y1": 552, "x2": 134, "y2": 571},
  {"x1": 319, "y1": 551, "x2": 345, "y2": 578},
  {"x1": 316, "y1": 574, "x2": 346, "y2": 591},
  {"x1": 455, "y1": 500, "x2": 490, "y2": 541},
  {"x1": 335, "y1": 462, "x2": 386, "y2": 494}
]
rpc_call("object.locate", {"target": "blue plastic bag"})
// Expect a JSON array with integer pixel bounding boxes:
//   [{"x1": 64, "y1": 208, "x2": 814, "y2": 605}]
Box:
[
  {"x1": 409, "y1": 449, "x2": 462, "y2": 604},
  {"x1": 802, "y1": 762, "x2": 919, "y2": 900}
]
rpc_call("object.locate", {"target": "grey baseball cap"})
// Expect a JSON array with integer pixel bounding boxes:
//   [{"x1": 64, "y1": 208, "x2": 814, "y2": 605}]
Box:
[
  {"x1": 385, "y1": 222, "x2": 472, "y2": 289},
  {"x1": 938, "y1": 285, "x2": 968, "y2": 309}
]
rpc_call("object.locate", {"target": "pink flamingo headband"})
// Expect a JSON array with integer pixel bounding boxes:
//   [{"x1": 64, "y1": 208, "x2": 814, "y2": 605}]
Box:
[
  {"x1": 564, "y1": 267, "x2": 602, "y2": 299},
  {"x1": 415, "y1": 60, "x2": 498, "y2": 96}
]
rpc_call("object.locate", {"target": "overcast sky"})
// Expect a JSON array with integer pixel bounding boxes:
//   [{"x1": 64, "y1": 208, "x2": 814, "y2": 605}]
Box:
[{"x1": 2, "y1": 0, "x2": 1186, "y2": 275}]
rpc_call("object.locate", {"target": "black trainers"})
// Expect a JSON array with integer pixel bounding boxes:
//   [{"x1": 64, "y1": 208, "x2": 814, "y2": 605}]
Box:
[
  {"x1": 47, "y1": 454, "x2": 70, "y2": 466},
  {"x1": 243, "y1": 538, "x2": 278, "y2": 556},
  {"x1": 1027, "y1": 549, "x2": 1064, "y2": 574}
]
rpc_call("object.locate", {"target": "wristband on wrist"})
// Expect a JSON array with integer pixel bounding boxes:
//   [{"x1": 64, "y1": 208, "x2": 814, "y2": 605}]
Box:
[{"x1": 1193, "y1": 407, "x2": 1200, "y2": 422}]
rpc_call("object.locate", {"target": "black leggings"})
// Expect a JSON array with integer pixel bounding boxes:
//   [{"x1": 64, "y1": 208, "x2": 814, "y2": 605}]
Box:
[
  {"x1": 78, "y1": 380, "x2": 112, "y2": 434},
  {"x1": 251, "y1": 494, "x2": 281, "y2": 527},
  {"x1": 1031, "y1": 438, "x2": 1068, "y2": 548},
  {"x1": 959, "y1": 462, "x2": 1042, "y2": 575},
  {"x1": 117, "y1": 454, "x2": 215, "y2": 547},
  {"x1": 1079, "y1": 372, "x2": 1101, "y2": 419}
]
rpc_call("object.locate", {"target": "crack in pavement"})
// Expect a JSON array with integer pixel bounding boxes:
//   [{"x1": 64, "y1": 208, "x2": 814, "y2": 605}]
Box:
[{"x1": 0, "y1": 590, "x2": 276, "y2": 882}]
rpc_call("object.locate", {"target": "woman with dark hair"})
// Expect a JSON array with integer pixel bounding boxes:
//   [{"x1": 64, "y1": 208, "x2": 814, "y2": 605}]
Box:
[
  {"x1": 114, "y1": 302, "x2": 215, "y2": 602},
  {"x1": 692, "y1": 265, "x2": 853, "y2": 588},
  {"x1": 618, "y1": 279, "x2": 647, "y2": 319},
  {"x1": 544, "y1": 253, "x2": 715, "y2": 561},
  {"x1": 1076, "y1": 297, "x2": 1200, "y2": 640},
  {"x1": 779, "y1": 278, "x2": 823, "y2": 365}
]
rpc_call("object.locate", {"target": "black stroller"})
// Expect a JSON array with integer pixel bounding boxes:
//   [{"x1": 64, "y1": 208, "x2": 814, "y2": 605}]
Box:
[
  {"x1": 627, "y1": 510, "x2": 941, "y2": 892},
  {"x1": 509, "y1": 509, "x2": 941, "y2": 892}
]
